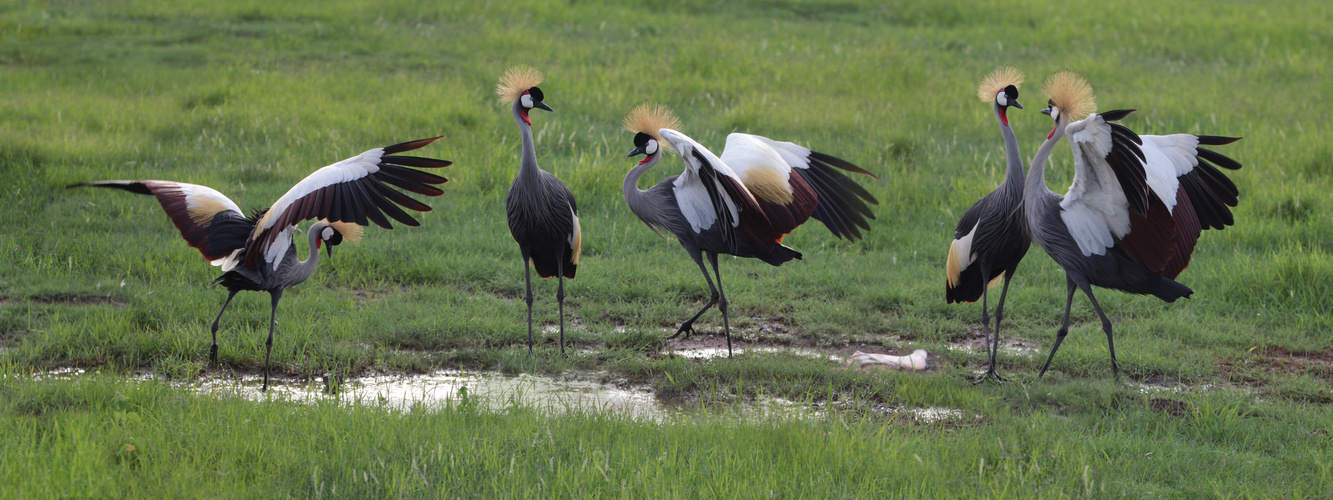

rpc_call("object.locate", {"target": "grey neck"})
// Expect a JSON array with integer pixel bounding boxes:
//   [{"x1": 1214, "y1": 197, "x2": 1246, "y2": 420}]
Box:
[
  {"x1": 1025, "y1": 117, "x2": 1068, "y2": 198},
  {"x1": 996, "y1": 104, "x2": 1024, "y2": 191},
  {"x1": 622, "y1": 151, "x2": 666, "y2": 236},
  {"x1": 290, "y1": 224, "x2": 322, "y2": 286},
  {"x1": 513, "y1": 100, "x2": 540, "y2": 184}
]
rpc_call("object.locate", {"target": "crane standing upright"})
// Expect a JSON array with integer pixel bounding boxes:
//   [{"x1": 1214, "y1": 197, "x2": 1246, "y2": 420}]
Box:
[
  {"x1": 498, "y1": 66, "x2": 580, "y2": 354},
  {"x1": 69, "y1": 136, "x2": 452, "y2": 390},
  {"x1": 946, "y1": 67, "x2": 1031, "y2": 382},
  {"x1": 1023, "y1": 71, "x2": 1242, "y2": 378},
  {"x1": 622, "y1": 104, "x2": 877, "y2": 357}
]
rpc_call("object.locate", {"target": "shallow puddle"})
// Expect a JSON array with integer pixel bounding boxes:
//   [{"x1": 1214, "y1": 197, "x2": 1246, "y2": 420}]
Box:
[{"x1": 669, "y1": 346, "x2": 840, "y2": 362}]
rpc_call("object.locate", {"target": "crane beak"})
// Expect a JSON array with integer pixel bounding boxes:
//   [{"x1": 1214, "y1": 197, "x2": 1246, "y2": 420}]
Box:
[
  {"x1": 325, "y1": 244, "x2": 334, "y2": 259},
  {"x1": 627, "y1": 146, "x2": 646, "y2": 158},
  {"x1": 1010, "y1": 100, "x2": 1023, "y2": 110},
  {"x1": 1041, "y1": 107, "x2": 1052, "y2": 116},
  {"x1": 534, "y1": 102, "x2": 554, "y2": 112}
]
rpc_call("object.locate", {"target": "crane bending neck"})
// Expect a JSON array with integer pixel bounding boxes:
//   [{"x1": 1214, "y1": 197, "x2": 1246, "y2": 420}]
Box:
[
  {"x1": 1025, "y1": 119, "x2": 1066, "y2": 197},
  {"x1": 622, "y1": 152, "x2": 660, "y2": 217},
  {"x1": 291, "y1": 223, "x2": 323, "y2": 286}
]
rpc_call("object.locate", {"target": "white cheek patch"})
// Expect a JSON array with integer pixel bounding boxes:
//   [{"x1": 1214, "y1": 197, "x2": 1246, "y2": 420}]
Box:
[
  {"x1": 520, "y1": 94, "x2": 534, "y2": 108},
  {"x1": 1051, "y1": 108, "x2": 1060, "y2": 121},
  {"x1": 996, "y1": 92, "x2": 1007, "y2": 107},
  {"x1": 322, "y1": 227, "x2": 335, "y2": 239},
  {"x1": 645, "y1": 140, "x2": 658, "y2": 155}
]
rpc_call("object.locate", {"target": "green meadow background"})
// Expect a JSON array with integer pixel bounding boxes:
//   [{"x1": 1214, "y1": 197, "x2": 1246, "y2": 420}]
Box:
[{"x1": 1, "y1": 0, "x2": 1331, "y2": 496}]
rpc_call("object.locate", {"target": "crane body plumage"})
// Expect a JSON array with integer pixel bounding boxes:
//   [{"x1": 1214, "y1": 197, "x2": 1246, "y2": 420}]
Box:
[
  {"x1": 622, "y1": 104, "x2": 876, "y2": 357},
  {"x1": 499, "y1": 66, "x2": 579, "y2": 354},
  {"x1": 69, "y1": 136, "x2": 451, "y2": 390},
  {"x1": 946, "y1": 69, "x2": 1031, "y2": 381},
  {"x1": 1023, "y1": 71, "x2": 1242, "y2": 378}
]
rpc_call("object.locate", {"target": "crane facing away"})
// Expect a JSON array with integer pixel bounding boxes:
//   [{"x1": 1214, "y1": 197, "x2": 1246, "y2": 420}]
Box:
[
  {"x1": 1023, "y1": 71, "x2": 1242, "y2": 378},
  {"x1": 946, "y1": 67, "x2": 1031, "y2": 382},
  {"x1": 498, "y1": 66, "x2": 580, "y2": 354},
  {"x1": 622, "y1": 104, "x2": 878, "y2": 357},
  {"x1": 69, "y1": 137, "x2": 451, "y2": 390}
]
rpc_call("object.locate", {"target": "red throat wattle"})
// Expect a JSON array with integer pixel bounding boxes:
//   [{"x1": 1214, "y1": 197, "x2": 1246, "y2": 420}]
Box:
[
  {"x1": 521, "y1": 109, "x2": 532, "y2": 126},
  {"x1": 999, "y1": 109, "x2": 1009, "y2": 127},
  {"x1": 1047, "y1": 123, "x2": 1057, "y2": 139},
  {"x1": 316, "y1": 239, "x2": 323, "y2": 249},
  {"x1": 637, "y1": 154, "x2": 653, "y2": 165}
]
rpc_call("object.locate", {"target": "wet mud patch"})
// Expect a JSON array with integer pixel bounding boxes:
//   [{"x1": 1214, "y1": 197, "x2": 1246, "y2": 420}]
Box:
[
  {"x1": 948, "y1": 327, "x2": 1039, "y2": 355},
  {"x1": 2, "y1": 295, "x2": 125, "y2": 307}
]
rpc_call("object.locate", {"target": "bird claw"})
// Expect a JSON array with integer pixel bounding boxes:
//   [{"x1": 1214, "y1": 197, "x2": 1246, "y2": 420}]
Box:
[
  {"x1": 665, "y1": 323, "x2": 696, "y2": 340},
  {"x1": 974, "y1": 369, "x2": 1006, "y2": 384}
]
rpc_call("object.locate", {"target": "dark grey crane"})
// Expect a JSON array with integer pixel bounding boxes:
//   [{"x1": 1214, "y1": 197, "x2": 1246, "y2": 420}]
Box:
[
  {"x1": 497, "y1": 66, "x2": 580, "y2": 354},
  {"x1": 69, "y1": 136, "x2": 451, "y2": 390},
  {"x1": 1023, "y1": 71, "x2": 1242, "y2": 378},
  {"x1": 622, "y1": 104, "x2": 877, "y2": 357},
  {"x1": 946, "y1": 67, "x2": 1031, "y2": 382}
]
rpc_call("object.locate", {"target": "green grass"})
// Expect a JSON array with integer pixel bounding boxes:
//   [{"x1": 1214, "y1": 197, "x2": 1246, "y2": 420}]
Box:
[{"x1": 2, "y1": 0, "x2": 1332, "y2": 496}]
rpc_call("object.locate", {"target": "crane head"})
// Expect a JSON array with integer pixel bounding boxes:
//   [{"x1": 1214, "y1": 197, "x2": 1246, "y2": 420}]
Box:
[
  {"x1": 627, "y1": 132, "x2": 659, "y2": 164},
  {"x1": 313, "y1": 220, "x2": 362, "y2": 259},
  {"x1": 1040, "y1": 70, "x2": 1096, "y2": 138},
  {"x1": 496, "y1": 65, "x2": 553, "y2": 125},
  {"x1": 623, "y1": 104, "x2": 680, "y2": 164},
  {"x1": 977, "y1": 67, "x2": 1025, "y2": 125}
]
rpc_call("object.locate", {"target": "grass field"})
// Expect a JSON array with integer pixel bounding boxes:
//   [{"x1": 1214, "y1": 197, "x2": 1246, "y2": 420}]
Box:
[{"x1": 2, "y1": 0, "x2": 1331, "y2": 496}]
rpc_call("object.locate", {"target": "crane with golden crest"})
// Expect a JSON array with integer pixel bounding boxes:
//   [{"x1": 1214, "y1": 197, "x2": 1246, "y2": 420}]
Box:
[
  {"x1": 69, "y1": 137, "x2": 452, "y2": 390},
  {"x1": 622, "y1": 104, "x2": 877, "y2": 357},
  {"x1": 946, "y1": 67, "x2": 1031, "y2": 382},
  {"x1": 497, "y1": 66, "x2": 581, "y2": 354},
  {"x1": 1023, "y1": 71, "x2": 1243, "y2": 378}
]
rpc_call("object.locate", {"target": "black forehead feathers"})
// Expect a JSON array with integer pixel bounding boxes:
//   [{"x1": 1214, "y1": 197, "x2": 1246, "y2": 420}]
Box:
[
  {"x1": 1047, "y1": 99, "x2": 1056, "y2": 108},
  {"x1": 528, "y1": 86, "x2": 544, "y2": 102},
  {"x1": 1004, "y1": 85, "x2": 1019, "y2": 100},
  {"x1": 633, "y1": 132, "x2": 652, "y2": 147},
  {"x1": 327, "y1": 229, "x2": 344, "y2": 246}
]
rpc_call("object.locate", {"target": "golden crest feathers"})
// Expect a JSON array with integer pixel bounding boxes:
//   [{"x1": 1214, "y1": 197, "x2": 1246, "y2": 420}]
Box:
[
  {"x1": 1042, "y1": 70, "x2": 1097, "y2": 122},
  {"x1": 495, "y1": 65, "x2": 545, "y2": 103},
  {"x1": 623, "y1": 103, "x2": 680, "y2": 143},
  {"x1": 320, "y1": 219, "x2": 364, "y2": 243},
  {"x1": 976, "y1": 67, "x2": 1025, "y2": 103}
]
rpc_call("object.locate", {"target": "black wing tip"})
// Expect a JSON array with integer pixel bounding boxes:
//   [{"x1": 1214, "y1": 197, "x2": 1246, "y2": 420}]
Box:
[
  {"x1": 810, "y1": 151, "x2": 878, "y2": 179},
  {"x1": 65, "y1": 180, "x2": 153, "y2": 195},
  {"x1": 1099, "y1": 109, "x2": 1137, "y2": 122},
  {"x1": 1196, "y1": 135, "x2": 1242, "y2": 146},
  {"x1": 383, "y1": 136, "x2": 445, "y2": 155}
]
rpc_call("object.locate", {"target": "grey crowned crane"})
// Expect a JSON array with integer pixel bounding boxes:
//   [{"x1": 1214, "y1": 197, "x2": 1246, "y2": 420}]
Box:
[
  {"x1": 622, "y1": 104, "x2": 878, "y2": 357},
  {"x1": 1023, "y1": 71, "x2": 1243, "y2": 378},
  {"x1": 497, "y1": 66, "x2": 580, "y2": 354},
  {"x1": 69, "y1": 136, "x2": 451, "y2": 390},
  {"x1": 946, "y1": 67, "x2": 1031, "y2": 382}
]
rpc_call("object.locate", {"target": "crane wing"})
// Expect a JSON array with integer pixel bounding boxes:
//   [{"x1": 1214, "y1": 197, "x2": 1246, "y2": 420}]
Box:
[
  {"x1": 660, "y1": 129, "x2": 775, "y2": 253},
  {"x1": 1058, "y1": 110, "x2": 1149, "y2": 257},
  {"x1": 248, "y1": 136, "x2": 451, "y2": 270},
  {"x1": 723, "y1": 133, "x2": 878, "y2": 241},
  {"x1": 66, "y1": 180, "x2": 251, "y2": 266}
]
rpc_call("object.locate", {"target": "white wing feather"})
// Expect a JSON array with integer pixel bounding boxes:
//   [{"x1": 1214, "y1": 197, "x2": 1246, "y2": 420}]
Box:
[
  {"x1": 1138, "y1": 134, "x2": 1201, "y2": 213},
  {"x1": 255, "y1": 147, "x2": 386, "y2": 270},
  {"x1": 660, "y1": 129, "x2": 743, "y2": 233},
  {"x1": 721, "y1": 134, "x2": 795, "y2": 182},
  {"x1": 1059, "y1": 114, "x2": 1132, "y2": 257}
]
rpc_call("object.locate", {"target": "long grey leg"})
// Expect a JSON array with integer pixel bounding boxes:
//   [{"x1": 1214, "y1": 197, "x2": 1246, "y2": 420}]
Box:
[
  {"x1": 521, "y1": 249, "x2": 534, "y2": 354},
  {"x1": 556, "y1": 258, "x2": 566, "y2": 355},
  {"x1": 666, "y1": 247, "x2": 719, "y2": 340},
  {"x1": 263, "y1": 289, "x2": 282, "y2": 392},
  {"x1": 210, "y1": 289, "x2": 239, "y2": 365},
  {"x1": 1038, "y1": 274, "x2": 1078, "y2": 378},
  {"x1": 707, "y1": 252, "x2": 732, "y2": 358},
  {"x1": 987, "y1": 270, "x2": 1017, "y2": 381},
  {"x1": 1074, "y1": 278, "x2": 1120, "y2": 379}
]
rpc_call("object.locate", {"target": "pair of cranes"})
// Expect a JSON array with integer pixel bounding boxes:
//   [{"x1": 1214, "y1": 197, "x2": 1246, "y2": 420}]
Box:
[
  {"x1": 66, "y1": 65, "x2": 1240, "y2": 390},
  {"x1": 948, "y1": 68, "x2": 1243, "y2": 381}
]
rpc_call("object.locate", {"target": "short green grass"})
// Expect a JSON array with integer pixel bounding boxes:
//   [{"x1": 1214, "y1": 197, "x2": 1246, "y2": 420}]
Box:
[{"x1": 2, "y1": 0, "x2": 1331, "y2": 496}]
